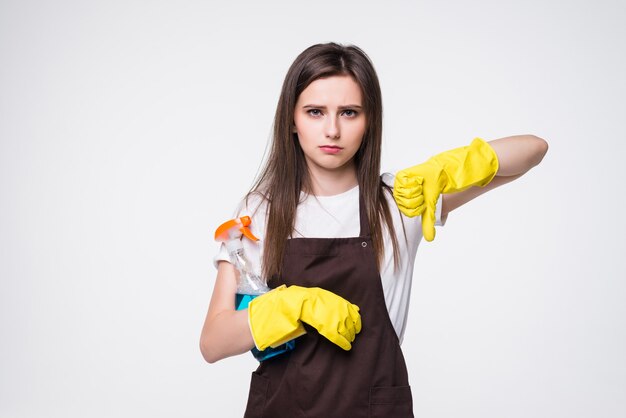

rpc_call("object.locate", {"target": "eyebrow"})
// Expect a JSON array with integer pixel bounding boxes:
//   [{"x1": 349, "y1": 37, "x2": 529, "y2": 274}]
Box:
[{"x1": 302, "y1": 104, "x2": 363, "y2": 110}]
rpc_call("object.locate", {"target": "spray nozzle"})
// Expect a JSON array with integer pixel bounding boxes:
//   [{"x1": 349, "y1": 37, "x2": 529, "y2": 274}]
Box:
[{"x1": 214, "y1": 216, "x2": 260, "y2": 243}]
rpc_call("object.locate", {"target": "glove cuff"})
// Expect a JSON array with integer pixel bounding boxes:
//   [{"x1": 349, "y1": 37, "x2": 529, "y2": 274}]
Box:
[
  {"x1": 248, "y1": 285, "x2": 305, "y2": 351},
  {"x1": 470, "y1": 137, "x2": 499, "y2": 186},
  {"x1": 247, "y1": 307, "x2": 262, "y2": 350},
  {"x1": 434, "y1": 137, "x2": 499, "y2": 193}
]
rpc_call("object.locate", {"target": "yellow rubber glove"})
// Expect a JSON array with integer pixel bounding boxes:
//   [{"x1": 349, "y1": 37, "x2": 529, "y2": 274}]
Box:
[
  {"x1": 393, "y1": 137, "x2": 499, "y2": 242},
  {"x1": 248, "y1": 284, "x2": 362, "y2": 351}
]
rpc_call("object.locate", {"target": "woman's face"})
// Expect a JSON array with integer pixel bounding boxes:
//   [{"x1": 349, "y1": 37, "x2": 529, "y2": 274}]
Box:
[{"x1": 293, "y1": 75, "x2": 367, "y2": 176}]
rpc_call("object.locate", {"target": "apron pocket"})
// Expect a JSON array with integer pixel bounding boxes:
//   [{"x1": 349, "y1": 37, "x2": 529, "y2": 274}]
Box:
[
  {"x1": 369, "y1": 385, "x2": 414, "y2": 418},
  {"x1": 243, "y1": 371, "x2": 269, "y2": 418}
]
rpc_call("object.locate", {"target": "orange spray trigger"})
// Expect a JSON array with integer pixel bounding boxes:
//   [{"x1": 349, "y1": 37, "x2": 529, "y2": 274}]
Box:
[
  {"x1": 241, "y1": 226, "x2": 259, "y2": 242},
  {"x1": 237, "y1": 216, "x2": 259, "y2": 241},
  {"x1": 214, "y1": 216, "x2": 259, "y2": 242}
]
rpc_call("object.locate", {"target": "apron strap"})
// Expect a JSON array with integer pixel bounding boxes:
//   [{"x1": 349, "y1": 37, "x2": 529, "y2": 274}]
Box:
[{"x1": 358, "y1": 184, "x2": 371, "y2": 238}]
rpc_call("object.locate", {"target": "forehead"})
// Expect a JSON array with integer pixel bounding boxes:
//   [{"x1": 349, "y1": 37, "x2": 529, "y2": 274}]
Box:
[{"x1": 296, "y1": 75, "x2": 363, "y2": 105}]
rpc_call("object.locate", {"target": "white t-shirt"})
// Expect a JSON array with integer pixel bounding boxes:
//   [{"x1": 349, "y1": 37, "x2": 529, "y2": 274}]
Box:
[{"x1": 213, "y1": 172, "x2": 446, "y2": 344}]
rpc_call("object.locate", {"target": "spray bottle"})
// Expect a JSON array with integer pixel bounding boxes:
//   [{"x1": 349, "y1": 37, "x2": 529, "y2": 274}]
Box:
[{"x1": 214, "y1": 216, "x2": 298, "y2": 361}]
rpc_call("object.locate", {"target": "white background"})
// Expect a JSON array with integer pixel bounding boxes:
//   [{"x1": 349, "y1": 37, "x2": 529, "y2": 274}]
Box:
[{"x1": 2, "y1": 0, "x2": 625, "y2": 417}]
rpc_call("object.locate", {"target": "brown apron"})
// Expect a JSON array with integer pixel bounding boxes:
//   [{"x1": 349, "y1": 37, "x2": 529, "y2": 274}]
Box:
[{"x1": 243, "y1": 188, "x2": 414, "y2": 418}]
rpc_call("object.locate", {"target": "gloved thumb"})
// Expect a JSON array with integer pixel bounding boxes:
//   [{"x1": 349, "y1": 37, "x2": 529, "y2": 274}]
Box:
[{"x1": 421, "y1": 204, "x2": 436, "y2": 242}]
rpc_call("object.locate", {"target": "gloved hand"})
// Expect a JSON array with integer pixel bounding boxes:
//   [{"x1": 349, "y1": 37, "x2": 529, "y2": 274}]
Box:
[
  {"x1": 248, "y1": 284, "x2": 362, "y2": 351},
  {"x1": 393, "y1": 137, "x2": 499, "y2": 242}
]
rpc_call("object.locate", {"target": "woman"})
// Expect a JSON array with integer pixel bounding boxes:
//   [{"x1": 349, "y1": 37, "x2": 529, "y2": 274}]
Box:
[{"x1": 200, "y1": 42, "x2": 548, "y2": 417}]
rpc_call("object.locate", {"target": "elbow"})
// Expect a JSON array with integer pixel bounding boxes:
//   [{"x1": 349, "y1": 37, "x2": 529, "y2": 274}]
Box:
[
  {"x1": 527, "y1": 135, "x2": 549, "y2": 168},
  {"x1": 199, "y1": 335, "x2": 221, "y2": 364}
]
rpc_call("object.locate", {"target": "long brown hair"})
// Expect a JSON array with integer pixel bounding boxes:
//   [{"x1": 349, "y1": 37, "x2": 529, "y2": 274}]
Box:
[{"x1": 248, "y1": 42, "x2": 401, "y2": 280}]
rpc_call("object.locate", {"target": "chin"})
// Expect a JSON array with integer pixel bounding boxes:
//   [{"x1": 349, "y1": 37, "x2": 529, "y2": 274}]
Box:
[{"x1": 321, "y1": 161, "x2": 354, "y2": 171}]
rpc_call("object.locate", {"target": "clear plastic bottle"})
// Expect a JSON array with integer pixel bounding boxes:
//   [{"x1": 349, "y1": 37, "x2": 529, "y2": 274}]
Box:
[{"x1": 216, "y1": 217, "x2": 297, "y2": 361}]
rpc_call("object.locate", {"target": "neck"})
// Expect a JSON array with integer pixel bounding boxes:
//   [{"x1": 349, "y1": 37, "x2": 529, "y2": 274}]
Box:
[{"x1": 306, "y1": 161, "x2": 358, "y2": 196}]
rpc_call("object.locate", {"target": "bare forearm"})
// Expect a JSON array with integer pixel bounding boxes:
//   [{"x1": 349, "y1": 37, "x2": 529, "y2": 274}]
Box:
[
  {"x1": 441, "y1": 135, "x2": 548, "y2": 216},
  {"x1": 488, "y1": 134, "x2": 549, "y2": 177},
  {"x1": 200, "y1": 308, "x2": 255, "y2": 363}
]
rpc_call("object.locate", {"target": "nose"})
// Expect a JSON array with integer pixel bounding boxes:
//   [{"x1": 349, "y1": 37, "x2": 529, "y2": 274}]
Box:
[{"x1": 325, "y1": 115, "x2": 340, "y2": 139}]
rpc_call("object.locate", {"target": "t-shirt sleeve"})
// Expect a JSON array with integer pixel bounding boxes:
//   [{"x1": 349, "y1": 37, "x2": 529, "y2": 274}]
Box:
[
  {"x1": 435, "y1": 193, "x2": 446, "y2": 227},
  {"x1": 213, "y1": 243, "x2": 231, "y2": 270}
]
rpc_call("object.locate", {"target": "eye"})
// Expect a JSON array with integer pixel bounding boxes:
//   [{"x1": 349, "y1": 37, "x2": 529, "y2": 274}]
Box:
[
  {"x1": 307, "y1": 109, "x2": 322, "y2": 117},
  {"x1": 342, "y1": 109, "x2": 358, "y2": 117}
]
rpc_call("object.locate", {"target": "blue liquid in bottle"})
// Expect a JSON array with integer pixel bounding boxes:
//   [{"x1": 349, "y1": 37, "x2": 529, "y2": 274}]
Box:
[{"x1": 236, "y1": 293, "x2": 296, "y2": 361}]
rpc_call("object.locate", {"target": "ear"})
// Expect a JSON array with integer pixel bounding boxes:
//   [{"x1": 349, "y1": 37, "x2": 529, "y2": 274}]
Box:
[{"x1": 292, "y1": 126, "x2": 297, "y2": 133}]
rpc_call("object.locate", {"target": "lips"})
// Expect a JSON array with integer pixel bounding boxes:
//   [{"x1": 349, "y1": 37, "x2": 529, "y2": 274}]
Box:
[{"x1": 319, "y1": 145, "x2": 343, "y2": 154}]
